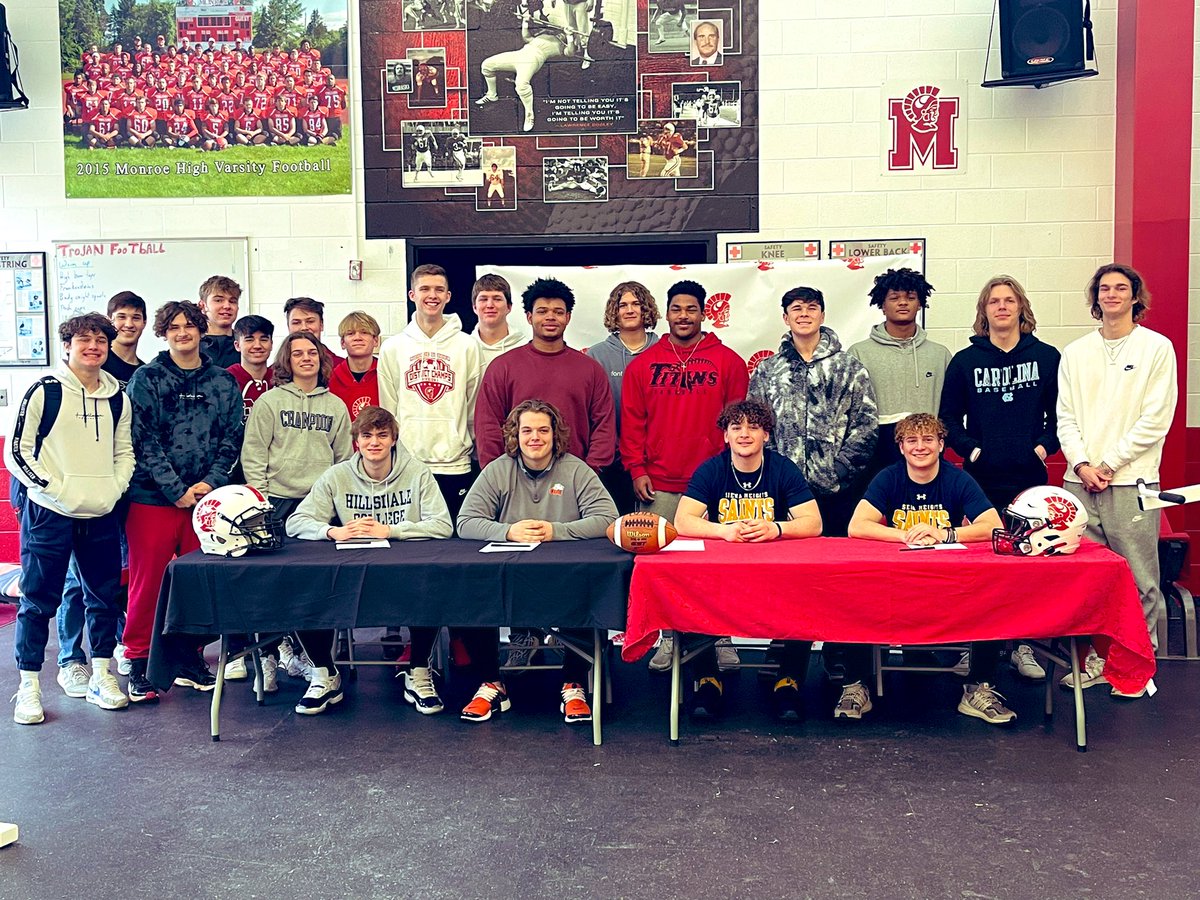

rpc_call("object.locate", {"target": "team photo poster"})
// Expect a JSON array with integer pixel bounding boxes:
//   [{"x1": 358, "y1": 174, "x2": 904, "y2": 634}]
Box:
[
  {"x1": 360, "y1": 0, "x2": 759, "y2": 239},
  {"x1": 59, "y1": 0, "x2": 351, "y2": 198}
]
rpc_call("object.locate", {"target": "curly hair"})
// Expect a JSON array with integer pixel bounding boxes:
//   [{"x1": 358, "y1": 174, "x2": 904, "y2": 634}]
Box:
[
  {"x1": 502, "y1": 399, "x2": 571, "y2": 460},
  {"x1": 59, "y1": 312, "x2": 117, "y2": 346},
  {"x1": 603, "y1": 280, "x2": 660, "y2": 332},
  {"x1": 868, "y1": 268, "x2": 935, "y2": 309},
  {"x1": 521, "y1": 277, "x2": 575, "y2": 315},
  {"x1": 1085, "y1": 263, "x2": 1150, "y2": 323},
  {"x1": 973, "y1": 276, "x2": 1037, "y2": 336},
  {"x1": 667, "y1": 279, "x2": 706, "y2": 305},
  {"x1": 717, "y1": 399, "x2": 776, "y2": 434},
  {"x1": 153, "y1": 300, "x2": 208, "y2": 338},
  {"x1": 894, "y1": 412, "x2": 947, "y2": 444},
  {"x1": 273, "y1": 331, "x2": 333, "y2": 387}
]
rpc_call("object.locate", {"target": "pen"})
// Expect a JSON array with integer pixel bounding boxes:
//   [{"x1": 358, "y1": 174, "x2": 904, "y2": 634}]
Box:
[{"x1": 900, "y1": 545, "x2": 938, "y2": 551}]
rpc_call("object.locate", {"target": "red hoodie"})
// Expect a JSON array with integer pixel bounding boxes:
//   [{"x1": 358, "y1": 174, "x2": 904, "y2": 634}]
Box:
[
  {"x1": 620, "y1": 332, "x2": 749, "y2": 492},
  {"x1": 328, "y1": 358, "x2": 378, "y2": 420}
]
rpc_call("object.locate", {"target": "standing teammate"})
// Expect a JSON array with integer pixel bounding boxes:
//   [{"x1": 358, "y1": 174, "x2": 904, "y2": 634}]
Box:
[
  {"x1": 328, "y1": 312, "x2": 382, "y2": 421},
  {"x1": 197, "y1": 275, "x2": 242, "y2": 368}
]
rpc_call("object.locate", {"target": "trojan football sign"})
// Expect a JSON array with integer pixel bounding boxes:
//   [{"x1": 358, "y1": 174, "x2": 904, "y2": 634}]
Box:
[{"x1": 882, "y1": 80, "x2": 967, "y2": 174}]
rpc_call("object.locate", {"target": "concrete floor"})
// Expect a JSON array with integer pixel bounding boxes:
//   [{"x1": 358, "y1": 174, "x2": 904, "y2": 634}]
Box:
[{"x1": 2, "y1": 624, "x2": 1198, "y2": 900}]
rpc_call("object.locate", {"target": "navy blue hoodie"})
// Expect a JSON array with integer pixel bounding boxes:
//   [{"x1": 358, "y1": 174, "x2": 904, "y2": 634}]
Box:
[{"x1": 125, "y1": 350, "x2": 244, "y2": 505}]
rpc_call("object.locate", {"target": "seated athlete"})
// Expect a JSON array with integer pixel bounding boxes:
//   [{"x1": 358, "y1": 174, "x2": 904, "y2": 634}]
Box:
[
  {"x1": 674, "y1": 399, "x2": 823, "y2": 721},
  {"x1": 844, "y1": 413, "x2": 1006, "y2": 724},
  {"x1": 286, "y1": 406, "x2": 454, "y2": 716},
  {"x1": 456, "y1": 399, "x2": 618, "y2": 726}
]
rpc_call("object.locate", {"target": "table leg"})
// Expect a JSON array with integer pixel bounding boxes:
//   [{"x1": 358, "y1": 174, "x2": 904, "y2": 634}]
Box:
[
  {"x1": 1068, "y1": 636, "x2": 1087, "y2": 752},
  {"x1": 669, "y1": 632, "x2": 681, "y2": 746},
  {"x1": 592, "y1": 629, "x2": 602, "y2": 747},
  {"x1": 251, "y1": 635, "x2": 264, "y2": 706},
  {"x1": 211, "y1": 637, "x2": 228, "y2": 742}
]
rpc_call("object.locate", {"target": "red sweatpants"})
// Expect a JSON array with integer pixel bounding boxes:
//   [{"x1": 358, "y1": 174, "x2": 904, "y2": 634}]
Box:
[{"x1": 122, "y1": 502, "x2": 200, "y2": 660}]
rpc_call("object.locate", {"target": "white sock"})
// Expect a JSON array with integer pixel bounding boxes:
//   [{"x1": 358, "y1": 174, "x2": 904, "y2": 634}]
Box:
[
  {"x1": 92, "y1": 658, "x2": 111, "y2": 677},
  {"x1": 19, "y1": 670, "x2": 38, "y2": 687}
]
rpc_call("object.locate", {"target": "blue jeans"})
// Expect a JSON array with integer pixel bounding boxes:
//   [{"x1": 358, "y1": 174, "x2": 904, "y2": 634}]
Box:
[{"x1": 56, "y1": 545, "x2": 128, "y2": 666}]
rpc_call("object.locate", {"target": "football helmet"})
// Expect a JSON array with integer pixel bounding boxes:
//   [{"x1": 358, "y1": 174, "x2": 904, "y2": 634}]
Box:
[
  {"x1": 992, "y1": 486, "x2": 1088, "y2": 557},
  {"x1": 192, "y1": 484, "x2": 285, "y2": 558}
]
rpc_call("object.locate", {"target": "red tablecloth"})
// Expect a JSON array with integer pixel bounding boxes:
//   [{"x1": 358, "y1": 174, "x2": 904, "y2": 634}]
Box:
[{"x1": 622, "y1": 537, "x2": 1155, "y2": 694}]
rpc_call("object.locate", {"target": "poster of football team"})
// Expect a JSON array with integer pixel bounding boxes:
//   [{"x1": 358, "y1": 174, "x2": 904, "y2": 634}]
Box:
[
  {"x1": 360, "y1": 0, "x2": 759, "y2": 238},
  {"x1": 58, "y1": 0, "x2": 352, "y2": 198}
]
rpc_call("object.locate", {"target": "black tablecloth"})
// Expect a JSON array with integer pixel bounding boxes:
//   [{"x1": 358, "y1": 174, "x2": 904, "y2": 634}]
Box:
[{"x1": 147, "y1": 537, "x2": 633, "y2": 689}]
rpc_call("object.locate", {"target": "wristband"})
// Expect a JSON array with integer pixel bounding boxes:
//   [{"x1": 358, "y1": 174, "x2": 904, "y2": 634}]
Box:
[
  {"x1": 1073, "y1": 461, "x2": 1090, "y2": 476},
  {"x1": 775, "y1": 522, "x2": 783, "y2": 538},
  {"x1": 944, "y1": 526, "x2": 956, "y2": 544}
]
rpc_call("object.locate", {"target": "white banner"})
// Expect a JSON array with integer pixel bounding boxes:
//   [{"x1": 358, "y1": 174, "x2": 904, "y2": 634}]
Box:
[{"x1": 479, "y1": 256, "x2": 919, "y2": 374}]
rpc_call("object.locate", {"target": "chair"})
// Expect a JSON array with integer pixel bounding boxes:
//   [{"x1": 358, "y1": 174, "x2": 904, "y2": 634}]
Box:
[{"x1": 1157, "y1": 510, "x2": 1197, "y2": 659}]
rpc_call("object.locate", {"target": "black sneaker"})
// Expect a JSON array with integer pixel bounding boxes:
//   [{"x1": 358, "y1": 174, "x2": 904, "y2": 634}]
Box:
[
  {"x1": 772, "y1": 676, "x2": 805, "y2": 722},
  {"x1": 174, "y1": 658, "x2": 217, "y2": 692},
  {"x1": 126, "y1": 658, "x2": 159, "y2": 704},
  {"x1": 690, "y1": 676, "x2": 724, "y2": 719}
]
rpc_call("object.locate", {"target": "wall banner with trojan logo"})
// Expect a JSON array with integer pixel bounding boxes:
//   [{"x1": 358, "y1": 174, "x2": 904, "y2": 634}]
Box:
[
  {"x1": 479, "y1": 255, "x2": 923, "y2": 377},
  {"x1": 882, "y1": 80, "x2": 967, "y2": 175}
]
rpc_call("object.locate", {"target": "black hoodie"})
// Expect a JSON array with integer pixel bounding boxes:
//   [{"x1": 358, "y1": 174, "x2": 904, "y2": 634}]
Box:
[{"x1": 938, "y1": 332, "x2": 1060, "y2": 488}]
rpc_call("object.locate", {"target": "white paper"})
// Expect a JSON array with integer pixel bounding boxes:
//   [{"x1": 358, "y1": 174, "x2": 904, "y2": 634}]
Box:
[
  {"x1": 335, "y1": 538, "x2": 390, "y2": 550},
  {"x1": 480, "y1": 541, "x2": 540, "y2": 553},
  {"x1": 661, "y1": 539, "x2": 706, "y2": 551},
  {"x1": 903, "y1": 542, "x2": 967, "y2": 551}
]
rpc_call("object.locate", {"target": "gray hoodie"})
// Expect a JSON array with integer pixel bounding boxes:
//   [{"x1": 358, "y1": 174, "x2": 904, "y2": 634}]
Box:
[
  {"x1": 586, "y1": 331, "x2": 659, "y2": 433},
  {"x1": 286, "y1": 445, "x2": 454, "y2": 541},
  {"x1": 847, "y1": 322, "x2": 950, "y2": 425},
  {"x1": 241, "y1": 381, "x2": 353, "y2": 500},
  {"x1": 457, "y1": 453, "x2": 617, "y2": 542}
]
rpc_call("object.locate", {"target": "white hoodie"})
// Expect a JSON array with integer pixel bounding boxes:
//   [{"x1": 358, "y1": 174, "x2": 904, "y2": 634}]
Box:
[
  {"x1": 5, "y1": 365, "x2": 134, "y2": 518},
  {"x1": 378, "y1": 313, "x2": 483, "y2": 475}
]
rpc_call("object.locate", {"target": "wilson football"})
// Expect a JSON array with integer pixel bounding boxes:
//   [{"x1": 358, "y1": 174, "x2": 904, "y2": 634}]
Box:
[{"x1": 606, "y1": 513, "x2": 678, "y2": 554}]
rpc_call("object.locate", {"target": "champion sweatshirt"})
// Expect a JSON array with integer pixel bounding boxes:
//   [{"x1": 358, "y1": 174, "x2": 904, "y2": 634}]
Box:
[
  {"x1": 240, "y1": 381, "x2": 353, "y2": 500},
  {"x1": 847, "y1": 323, "x2": 951, "y2": 425}
]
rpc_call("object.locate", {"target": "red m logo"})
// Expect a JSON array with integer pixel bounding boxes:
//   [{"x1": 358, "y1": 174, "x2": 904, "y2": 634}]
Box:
[{"x1": 887, "y1": 94, "x2": 960, "y2": 171}]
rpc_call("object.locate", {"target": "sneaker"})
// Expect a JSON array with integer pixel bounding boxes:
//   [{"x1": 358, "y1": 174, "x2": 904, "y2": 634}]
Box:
[
  {"x1": 833, "y1": 681, "x2": 872, "y2": 720},
  {"x1": 223, "y1": 656, "x2": 249, "y2": 681},
  {"x1": 951, "y1": 650, "x2": 971, "y2": 676},
  {"x1": 504, "y1": 629, "x2": 539, "y2": 668},
  {"x1": 958, "y1": 682, "x2": 1016, "y2": 724},
  {"x1": 295, "y1": 667, "x2": 343, "y2": 715},
  {"x1": 474, "y1": 93, "x2": 498, "y2": 106},
  {"x1": 114, "y1": 643, "x2": 131, "y2": 676},
  {"x1": 174, "y1": 658, "x2": 217, "y2": 692},
  {"x1": 1111, "y1": 684, "x2": 1147, "y2": 699},
  {"x1": 560, "y1": 682, "x2": 592, "y2": 724},
  {"x1": 12, "y1": 679, "x2": 44, "y2": 725},
  {"x1": 772, "y1": 676, "x2": 805, "y2": 722},
  {"x1": 690, "y1": 676, "x2": 723, "y2": 719},
  {"x1": 715, "y1": 637, "x2": 740, "y2": 671},
  {"x1": 402, "y1": 666, "x2": 444, "y2": 715},
  {"x1": 648, "y1": 633, "x2": 674, "y2": 672},
  {"x1": 460, "y1": 681, "x2": 511, "y2": 722},
  {"x1": 1058, "y1": 649, "x2": 1107, "y2": 690},
  {"x1": 280, "y1": 637, "x2": 314, "y2": 680},
  {"x1": 1010, "y1": 644, "x2": 1047, "y2": 680},
  {"x1": 126, "y1": 658, "x2": 159, "y2": 704},
  {"x1": 56, "y1": 662, "x2": 91, "y2": 699},
  {"x1": 380, "y1": 628, "x2": 406, "y2": 662},
  {"x1": 87, "y1": 668, "x2": 129, "y2": 710},
  {"x1": 260, "y1": 655, "x2": 279, "y2": 693}
]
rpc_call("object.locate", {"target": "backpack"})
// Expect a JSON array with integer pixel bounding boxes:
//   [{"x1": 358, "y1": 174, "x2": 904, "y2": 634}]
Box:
[{"x1": 8, "y1": 377, "x2": 124, "y2": 521}]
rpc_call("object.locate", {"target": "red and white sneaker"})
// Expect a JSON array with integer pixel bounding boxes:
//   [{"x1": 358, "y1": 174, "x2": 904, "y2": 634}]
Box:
[
  {"x1": 460, "y1": 681, "x2": 510, "y2": 723},
  {"x1": 560, "y1": 682, "x2": 592, "y2": 724}
]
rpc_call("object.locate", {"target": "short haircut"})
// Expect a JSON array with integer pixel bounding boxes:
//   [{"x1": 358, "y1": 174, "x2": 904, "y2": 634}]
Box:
[
  {"x1": 667, "y1": 279, "x2": 706, "y2": 305},
  {"x1": 233, "y1": 314, "x2": 274, "y2": 340},
  {"x1": 717, "y1": 398, "x2": 775, "y2": 434},
  {"x1": 1086, "y1": 263, "x2": 1150, "y2": 323},
  {"x1": 107, "y1": 290, "x2": 146, "y2": 318},
  {"x1": 153, "y1": 300, "x2": 208, "y2": 337},
  {"x1": 973, "y1": 276, "x2": 1037, "y2": 336},
  {"x1": 603, "y1": 281, "x2": 660, "y2": 332},
  {"x1": 284, "y1": 296, "x2": 324, "y2": 321},
  {"x1": 338, "y1": 311, "x2": 381, "y2": 337},
  {"x1": 894, "y1": 412, "x2": 947, "y2": 444},
  {"x1": 198, "y1": 275, "x2": 241, "y2": 302},
  {"x1": 521, "y1": 277, "x2": 575, "y2": 315},
  {"x1": 472, "y1": 273, "x2": 512, "y2": 307},
  {"x1": 60, "y1": 312, "x2": 117, "y2": 346},
  {"x1": 781, "y1": 285, "x2": 824, "y2": 312},
  {"x1": 868, "y1": 267, "x2": 934, "y2": 309},
  {"x1": 273, "y1": 331, "x2": 333, "y2": 387},
  {"x1": 351, "y1": 405, "x2": 399, "y2": 441},
  {"x1": 411, "y1": 263, "x2": 449, "y2": 290},
  {"x1": 503, "y1": 398, "x2": 571, "y2": 460}
]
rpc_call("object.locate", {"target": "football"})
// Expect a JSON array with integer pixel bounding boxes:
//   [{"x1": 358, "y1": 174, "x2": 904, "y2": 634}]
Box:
[{"x1": 606, "y1": 513, "x2": 678, "y2": 554}]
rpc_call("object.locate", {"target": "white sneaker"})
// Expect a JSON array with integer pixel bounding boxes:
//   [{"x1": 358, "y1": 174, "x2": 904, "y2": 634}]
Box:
[
  {"x1": 56, "y1": 661, "x2": 91, "y2": 699},
  {"x1": 223, "y1": 656, "x2": 248, "y2": 681},
  {"x1": 402, "y1": 666, "x2": 444, "y2": 715},
  {"x1": 648, "y1": 633, "x2": 674, "y2": 672},
  {"x1": 958, "y1": 682, "x2": 1016, "y2": 724},
  {"x1": 833, "y1": 681, "x2": 872, "y2": 720},
  {"x1": 295, "y1": 667, "x2": 343, "y2": 715},
  {"x1": 87, "y1": 667, "x2": 129, "y2": 710},
  {"x1": 504, "y1": 629, "x2": 539, "y2": 668},
  {"x1": 951, "y1": 651, "x2": 971, "y2": 677},
  {"x1": 114, "y1": 643, "x2": 131, "y2": 676},
  {"x1": 1059, "y1": 649, "x2": 1107, "y2": 690},
  {"x1": 12, "y1": 679, "x2": 44, "y2": 725},
  {"x1": 715, "y1": 637, "x2": 740, "y2": 671},
  {"x1": 1010, "y1": 644, "x2": 1047, "y2": 680},
  {"x1": 260, "y1": 655, "x2": 279, "y2": 693}
]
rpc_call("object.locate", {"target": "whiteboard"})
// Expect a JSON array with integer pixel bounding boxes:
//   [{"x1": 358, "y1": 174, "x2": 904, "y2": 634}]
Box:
[{"x1": 53, "y1": 238, "x2": 250, "y2": 359}]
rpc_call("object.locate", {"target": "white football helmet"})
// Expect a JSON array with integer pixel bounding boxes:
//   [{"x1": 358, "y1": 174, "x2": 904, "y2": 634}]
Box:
[
  {"x1": 992, "y1": 486, "x2": 1088, "y2": 557},
  {"x1": 192, "y1": 484, "x2": 285, "y2": 558}
]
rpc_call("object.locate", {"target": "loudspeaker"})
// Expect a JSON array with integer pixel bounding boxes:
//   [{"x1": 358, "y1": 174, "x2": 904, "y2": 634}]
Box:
[
  {"x1": 998, "y1": 0, "x2": 1087, "y2": 80},
  {"x1": 0, "y1": 2, "x2": 30, "y2": 110}
]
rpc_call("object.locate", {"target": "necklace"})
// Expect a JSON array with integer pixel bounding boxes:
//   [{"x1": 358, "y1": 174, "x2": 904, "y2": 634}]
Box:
[
  {"x1": 1102, "y1": 334, "x2": 1131, "y2": 365},
  {"x1": 669, "y1": 337, "x2": 702, "y2": 371},
  {"x1": 731, "y1": 455, "x2": 764, "y2": 492}
]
